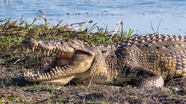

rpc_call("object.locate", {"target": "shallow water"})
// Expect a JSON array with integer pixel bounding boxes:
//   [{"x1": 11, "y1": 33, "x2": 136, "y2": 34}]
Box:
[{"x1": 1, "y1": 0, "x2": 186, "y2": 35}]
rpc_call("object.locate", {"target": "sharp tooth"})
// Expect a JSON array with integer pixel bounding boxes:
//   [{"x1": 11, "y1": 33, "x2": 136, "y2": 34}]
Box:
[
  {"x1": 47, "y1": 73, "x2": 50, "y2": 79},
  {"x1": 41, "y1": 73, "x2": 44, "y2": 78},
  {"x1": 45, "y1": 73, "x2": 48, "y2": 79},
  {"x1": 24, "y1": 73, "x2": 26, "y2": 76},
  {"x1": 33, "y1": 76, "x2": 37, "y2": 80},
  {"x1": 49, "y1": 50, "x2": 52, "y2": 54},
  {"x1": 60, "y1": 52, "x2": 63, "y2": 55},
  {"x1": 31, "y1": 76, "x2": 35, "y2": 80},
  {"x1": 32, "y1": 47, "x2": 35, "y2": 51},
  {"x1": 53, "y1": 68, "x2": 57, "y2": 74},
  {"x1": 52, "y1": 72, "x2": 54, "y2": 75},
  {"x1": 27, "y1": 70, "x2": 30, "y2": 75},
  {"x1": 64, "y1": 65, "x2": 67, "y2": 68},
  {"x1": 51, "y1": 70, "x2": 55, "y2": 75},
  {"x1": 49, "y1": 71, "x2": 54, "y2": 79},
  {"x1": 55, "y1": 66, "x2": 60, "y2": 72},
  {"x1": 47, "y1": 73, "x2": 51, "y2": 79},
  {"x1": 63, "y1": 52, "x2": 66, "y2": 55},
  {"x1": 58, "y1": 51, "x2": 61, "y2": 54},
  {"x1": 37, "y1": 71, "x2": 40, "y2": 75},
  {"x1": 45, "y1": 73, "x2": 48, "y2": 78},
  {"x1": 58, "y1": 67, "x2": 63, "y2": 72},
  {"x1": 43, "y1": 50, "x2": 46, "y2": 54},
  {"x1": 62, "y1": 67, "x2": 66, "y2": 71},
  {"x1": 47, "y1": 51, "x2": 49, "y2": 55},
  {"x1": 41, "y1": 73, "x2": 44, "y2": 79},
  {"x1": 61, "y1": 52, "x2": 64, "y2": 55},
  {"x1": 58, "y1": 67, "x2": 61, "y2": 70},
  {"x1": 56, "y1": 50, "x2": 58, "y2": 54},
  {"x1": 39, "y1": 73, "x2": 43, "y2": 79},
  {"x1": 56, "y1": 48, "x2": 59, "y2": 53},
  {"x1": 43, "y1": 73, "x2": 46, "y2": 79}
]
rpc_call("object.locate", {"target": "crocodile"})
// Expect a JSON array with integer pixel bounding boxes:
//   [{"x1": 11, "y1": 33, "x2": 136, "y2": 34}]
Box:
[{"x1": 22, "y1": 34, "x2": 186, "y2": 88}]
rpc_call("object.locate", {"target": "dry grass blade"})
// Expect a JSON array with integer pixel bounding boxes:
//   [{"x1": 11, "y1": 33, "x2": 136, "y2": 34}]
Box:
[
  {"x1": 150, "y1": 19, "x2": 163, "y2": 34},
  {"x1": 82, "y1": 74, "x2": 95, "y2": 104},
  {"x1": 65, "y1": 20, "x2": 93, "y2": 31},
  {"x1": 47, "y1": 20, "x2": 64, "y2": 35},
  {"x1": 31, "y1": 16, "x2": 39, "y2": 25},
  {"x1": 70, "y1": 20, "x2": 93, "y2": 26},
  {"x1": 13, "y1": 56, "x2": 26, "y2": 64},
  {"x1": 9, "y1": 20, "x2": 21, "y2": 28},
  {"x1": 0, "y1": 18, "x2": 7, "y2": 22},
  {"x1": 38, "y1": 10, "x2": 47, "y2": 23},
  {"x1": 11, "y1": 20, "x2": 18, "y2": 27},
  {"x1": 111, "y1": 21, "x2": 123, "y2": 38},
  {"x1": 2, "y1": 18, "x2": 10, "y2": 32},
  {"x1": 156, "y1": 18, "x2": 163, "y2": 33},
  {"x1": 54, "y1": 20, "x2": 63, "y2": 29}
]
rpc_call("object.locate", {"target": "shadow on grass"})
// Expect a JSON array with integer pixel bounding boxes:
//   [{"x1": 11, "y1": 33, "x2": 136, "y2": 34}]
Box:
[{"x1": 1, "y1": 76, "x2": 36, "y2": 87}]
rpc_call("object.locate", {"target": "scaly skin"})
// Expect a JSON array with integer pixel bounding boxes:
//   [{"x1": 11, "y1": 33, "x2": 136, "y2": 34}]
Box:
[{"x1": 22, "y1": 34, "x2": 186, "y2": 87}]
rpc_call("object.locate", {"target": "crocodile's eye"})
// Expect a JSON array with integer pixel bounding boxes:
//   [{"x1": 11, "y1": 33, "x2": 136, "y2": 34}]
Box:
[
  {"x1": 101, "y1": 50, "x2": 108, "y2": 53},
  {"x1": 101, "y1": 50, "x2": 110, "y2": 55},
  {"x1": 111, "y1": 55, "x2": 116, "y2": 58}
]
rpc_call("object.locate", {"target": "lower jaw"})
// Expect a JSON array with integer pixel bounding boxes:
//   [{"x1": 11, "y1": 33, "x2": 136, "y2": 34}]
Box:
[{"x1": 40, "y1": 75, "x2": 75, "y2": 85}]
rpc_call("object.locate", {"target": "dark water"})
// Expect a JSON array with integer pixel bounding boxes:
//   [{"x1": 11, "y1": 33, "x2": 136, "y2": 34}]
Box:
[{"x1": 1, "y1": 0, "x2": 186, "y2": 35}]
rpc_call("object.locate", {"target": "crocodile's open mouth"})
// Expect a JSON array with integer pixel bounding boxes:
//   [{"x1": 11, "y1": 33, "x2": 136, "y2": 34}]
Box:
[
  {"x1": 42, "y1": 53, "x2": 74, "y2": 73},
  {"x1": 56, "y1": 55, "x2": 73, "y2": 67},
  {"x1": 23, "y1": 44, "x2": 75, "y2": 82},
  {"x1": 22, "y1": 38, "x2": 94, "y2": 84}
]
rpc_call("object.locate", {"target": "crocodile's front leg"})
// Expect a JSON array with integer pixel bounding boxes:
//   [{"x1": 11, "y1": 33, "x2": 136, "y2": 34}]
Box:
[{"x1": 125, "y1": 67, "x2": 164, "y2": 88}]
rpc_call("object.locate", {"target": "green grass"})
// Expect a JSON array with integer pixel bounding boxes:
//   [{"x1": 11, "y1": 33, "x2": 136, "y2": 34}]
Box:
[
  {"x1": 0, "y1": 16, "x2": 133, "y2": 65},
  {"x1": 0, "y1": 18, "x2": 133, "y2": 52}
]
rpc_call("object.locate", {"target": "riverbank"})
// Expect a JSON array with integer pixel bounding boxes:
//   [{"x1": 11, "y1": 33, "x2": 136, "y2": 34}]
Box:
[{"x1": 0, "y1": 18, "x2": 186, "y2": 103}]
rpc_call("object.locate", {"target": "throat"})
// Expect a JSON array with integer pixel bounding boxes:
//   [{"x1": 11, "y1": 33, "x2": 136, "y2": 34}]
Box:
[{"x1": 56, "y1": 56, "x2": 73, "y2": 67}]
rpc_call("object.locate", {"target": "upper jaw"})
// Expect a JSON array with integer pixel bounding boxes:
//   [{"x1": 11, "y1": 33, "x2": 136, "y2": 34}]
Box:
[
  {"x1": 21, "y1": 37, "x2": 75, "y2": 56},
  {"x1": 22, "y1": 37, "x2": 75, "y2": 73}
]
